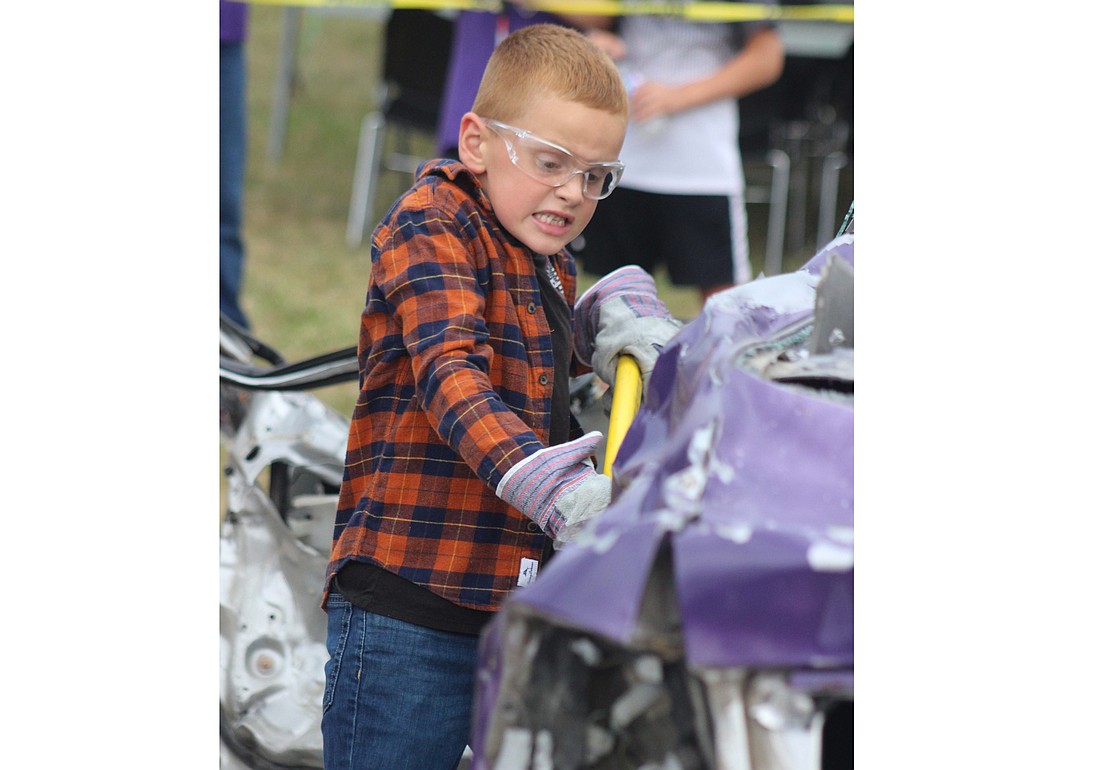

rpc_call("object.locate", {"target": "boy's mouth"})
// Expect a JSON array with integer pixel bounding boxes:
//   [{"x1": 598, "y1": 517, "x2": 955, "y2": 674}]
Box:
[{"x1": 534, "y1": 212, "x2": 569, "y2": 228}]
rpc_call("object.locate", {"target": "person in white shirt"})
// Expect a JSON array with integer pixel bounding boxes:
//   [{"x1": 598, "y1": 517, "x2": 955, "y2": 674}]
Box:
[{"x1": 567, "y1": 6, "x2": 785, "y2": 307}]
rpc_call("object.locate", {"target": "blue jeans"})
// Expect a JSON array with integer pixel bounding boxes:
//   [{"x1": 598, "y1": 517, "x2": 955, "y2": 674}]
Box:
[
  {"x1": 220, "y1": 40, "x2": 248, "y2": 328},
  {"x1": 322, "y1": 593, "x2": 480, "y2": 770}
]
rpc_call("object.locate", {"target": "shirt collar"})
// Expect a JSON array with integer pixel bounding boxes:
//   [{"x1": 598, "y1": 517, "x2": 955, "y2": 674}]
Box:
[{"x1": 417, "y1": 158, "x2": 494, "y2": 212}]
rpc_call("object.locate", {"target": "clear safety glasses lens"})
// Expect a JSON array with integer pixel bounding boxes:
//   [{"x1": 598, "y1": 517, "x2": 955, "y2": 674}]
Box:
[{"x1": 485, "y1": 119, "x2": 623, "y2": 200}]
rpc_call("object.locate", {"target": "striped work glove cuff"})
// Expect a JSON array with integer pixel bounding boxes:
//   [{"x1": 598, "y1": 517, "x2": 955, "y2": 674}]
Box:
[{"x1": 495, "y1": 431, "x2": 611, "y2": 540}]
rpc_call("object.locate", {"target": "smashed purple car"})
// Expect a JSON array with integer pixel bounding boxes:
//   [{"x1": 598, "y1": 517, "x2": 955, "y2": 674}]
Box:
[{"x1": 470, "y1": 222, "x2": 855, "y2": 770}]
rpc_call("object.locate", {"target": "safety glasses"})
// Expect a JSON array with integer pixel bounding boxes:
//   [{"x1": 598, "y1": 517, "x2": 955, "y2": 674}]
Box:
[{"x1": 483, "y1": 118, "x2": 624, "y2": 201}]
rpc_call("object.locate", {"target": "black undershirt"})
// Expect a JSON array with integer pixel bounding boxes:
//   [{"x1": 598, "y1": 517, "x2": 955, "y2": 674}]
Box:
[
  {"x1": 531, "y1": 252, "x2": 573, "y2": 448},
  {"x1": 335, "y1": 254, "x2": 573, "y2": 635}
]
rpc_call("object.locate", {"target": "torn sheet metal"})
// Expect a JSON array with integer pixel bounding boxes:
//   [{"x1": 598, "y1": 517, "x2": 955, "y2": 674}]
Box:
[
  {"x1": 471, "y1": 232, "x2": 855, "y2": 769},
  {"x1": 220, "y1": 386, "x2": 348, "y2": 768},
  {"x1": 495, "y1": 234, "x2": 853, "y2": 662}
]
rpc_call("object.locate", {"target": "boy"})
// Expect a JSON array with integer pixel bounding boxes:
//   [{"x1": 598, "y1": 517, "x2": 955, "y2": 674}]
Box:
[{"x1": 321, "y1": 24, "x2": 681, "y2": 770}]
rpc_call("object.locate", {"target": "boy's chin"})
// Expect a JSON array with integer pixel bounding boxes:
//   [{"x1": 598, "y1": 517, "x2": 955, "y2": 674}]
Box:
[
  {"x1": 518, "y1": 218, "x2": 593, "y2": 255},
  {"x1": 516, "y1": 230, "x2": 575, "y2": 256}
]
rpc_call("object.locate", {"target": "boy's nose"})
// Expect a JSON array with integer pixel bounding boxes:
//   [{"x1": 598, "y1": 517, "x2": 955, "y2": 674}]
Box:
[{"x1": 556, "y1": 171, "x2": 587, "y2": 202}]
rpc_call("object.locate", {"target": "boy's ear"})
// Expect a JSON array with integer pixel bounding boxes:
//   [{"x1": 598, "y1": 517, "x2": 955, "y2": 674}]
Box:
[{"x1": 457, "y1": 112, "x2": 488, "y2": 174}]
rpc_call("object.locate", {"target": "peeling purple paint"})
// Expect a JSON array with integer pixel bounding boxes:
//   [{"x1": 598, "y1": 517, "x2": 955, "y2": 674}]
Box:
[{"x1": 472, "y1": 233, "x2": 855, "y2": 767}]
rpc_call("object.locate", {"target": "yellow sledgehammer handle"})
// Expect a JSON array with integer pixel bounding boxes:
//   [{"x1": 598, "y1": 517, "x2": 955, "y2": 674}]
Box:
[{"x1": 603, "y1": 355, "x2": 643, "y2": 476}]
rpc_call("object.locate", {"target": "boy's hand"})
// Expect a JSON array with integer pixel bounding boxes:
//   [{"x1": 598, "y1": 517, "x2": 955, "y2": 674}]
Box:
[
  {"x1": 591, "y1": 299, "x2": 681, "y2": 393},
  {"x1": 551, "y1": 472, "x2": 610, "y2": 549},
  {"x1": 495, "y1": 431, "x2": 611, "y2": 541},
  {"x1": 575, "y1": 266, "x2": 682, "y2": 394}
]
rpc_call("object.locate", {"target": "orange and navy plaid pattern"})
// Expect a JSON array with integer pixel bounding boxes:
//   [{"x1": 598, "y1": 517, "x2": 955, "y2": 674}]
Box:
[{"x1": 325, "y1": 160, "x2": 586, "y2": 612}]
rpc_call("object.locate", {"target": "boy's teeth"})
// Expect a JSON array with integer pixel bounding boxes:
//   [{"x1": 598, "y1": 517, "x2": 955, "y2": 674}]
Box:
[{"x1": 536, "y1": 213, "x2": 565, "y2": 226}]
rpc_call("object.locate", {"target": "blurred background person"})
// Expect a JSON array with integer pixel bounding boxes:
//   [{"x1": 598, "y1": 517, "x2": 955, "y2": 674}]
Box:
[
  {"x1": 221, "y1": 0, "x2": 250, "y2": 328},
  {"x1": 567, "y1": 2, "x2": 785, "y2": 309}
]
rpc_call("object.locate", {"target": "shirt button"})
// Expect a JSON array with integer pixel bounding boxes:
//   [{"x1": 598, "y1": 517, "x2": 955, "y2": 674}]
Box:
[
  {"x1": 527, "y1": 302, "x2": 537, "y2": 314},
  {"x1": 527, "y1": 522, "x2": 540, "y2": 532},
  {"x1": 538, "y1": 374, "x2": 548, "y2": 385}
]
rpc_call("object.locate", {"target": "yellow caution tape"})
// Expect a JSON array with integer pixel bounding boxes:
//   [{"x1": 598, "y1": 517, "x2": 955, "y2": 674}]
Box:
[
  {"x1": 236, "y1": 0, "x2": 853, "y2": 24},
  {"x1": 603, "y1": 355, "x2": 643, "y2": 477}
]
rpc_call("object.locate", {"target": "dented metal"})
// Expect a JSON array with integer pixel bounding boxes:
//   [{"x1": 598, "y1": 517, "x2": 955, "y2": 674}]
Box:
[
  {"x1": 472, "y1": 231, "x2": 855, "y2": 769},
  {"x1": 220, "y1": 321, "x2": 350, "y2": 769}
]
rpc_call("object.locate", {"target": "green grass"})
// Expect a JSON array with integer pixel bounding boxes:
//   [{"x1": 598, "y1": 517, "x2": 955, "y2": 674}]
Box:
[
  {"x1": 236, "y1": 6, "x2": 850, "y2": 419},
  {"x1": 239, "y1": 7, "x2": 385, "y2": 416}
]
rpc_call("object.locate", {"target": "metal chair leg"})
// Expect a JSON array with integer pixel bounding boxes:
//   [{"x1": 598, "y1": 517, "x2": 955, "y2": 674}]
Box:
[
  {"x1": 763, "y1": 149, "x2": 790, "y2": 277},
  {"x1": 346, "y1": 112, "x2": 386, "y2": 249},
  {"x1": 267, "y1": 7, "x2": 302, "y2": 163},
  {"x1": 817, "y1": 151, "x2": 848, "y2": 248}
]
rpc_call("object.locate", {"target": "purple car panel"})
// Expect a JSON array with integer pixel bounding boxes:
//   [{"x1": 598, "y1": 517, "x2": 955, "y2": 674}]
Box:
[{"x1": 471, "y1": 228, "x2": 855, "y2": 769}]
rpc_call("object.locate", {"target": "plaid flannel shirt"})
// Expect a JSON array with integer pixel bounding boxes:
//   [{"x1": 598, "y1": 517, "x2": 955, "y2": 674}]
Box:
[{"x1": 325, "y1": 160, "x2": 586, "y2": 612}]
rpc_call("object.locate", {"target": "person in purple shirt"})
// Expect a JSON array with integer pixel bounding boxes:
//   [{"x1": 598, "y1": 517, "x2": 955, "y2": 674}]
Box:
[
  {"x1": 436, "y1": 8, "x2": 573, "y2": 157},
  {"x1": 220, "y1": 0, "x2": 249, "y2": 328}
]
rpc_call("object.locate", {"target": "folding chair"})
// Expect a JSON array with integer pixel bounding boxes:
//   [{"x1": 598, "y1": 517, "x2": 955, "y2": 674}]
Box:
[
  {"x1": 346, "y1": 10, "x2": 455, "y2": 248},
  {"x1": 739, "y1": 86, "x2": 791, "y2": 277}
]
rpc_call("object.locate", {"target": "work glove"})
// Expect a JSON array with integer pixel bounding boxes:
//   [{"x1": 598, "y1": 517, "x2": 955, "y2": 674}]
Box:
[
  {"x1": 496, "y1": 431, "x2": 611, "y2": 544},
  {"x1": 574, "y1": 266, "x2": 682, "y2": 394}
]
